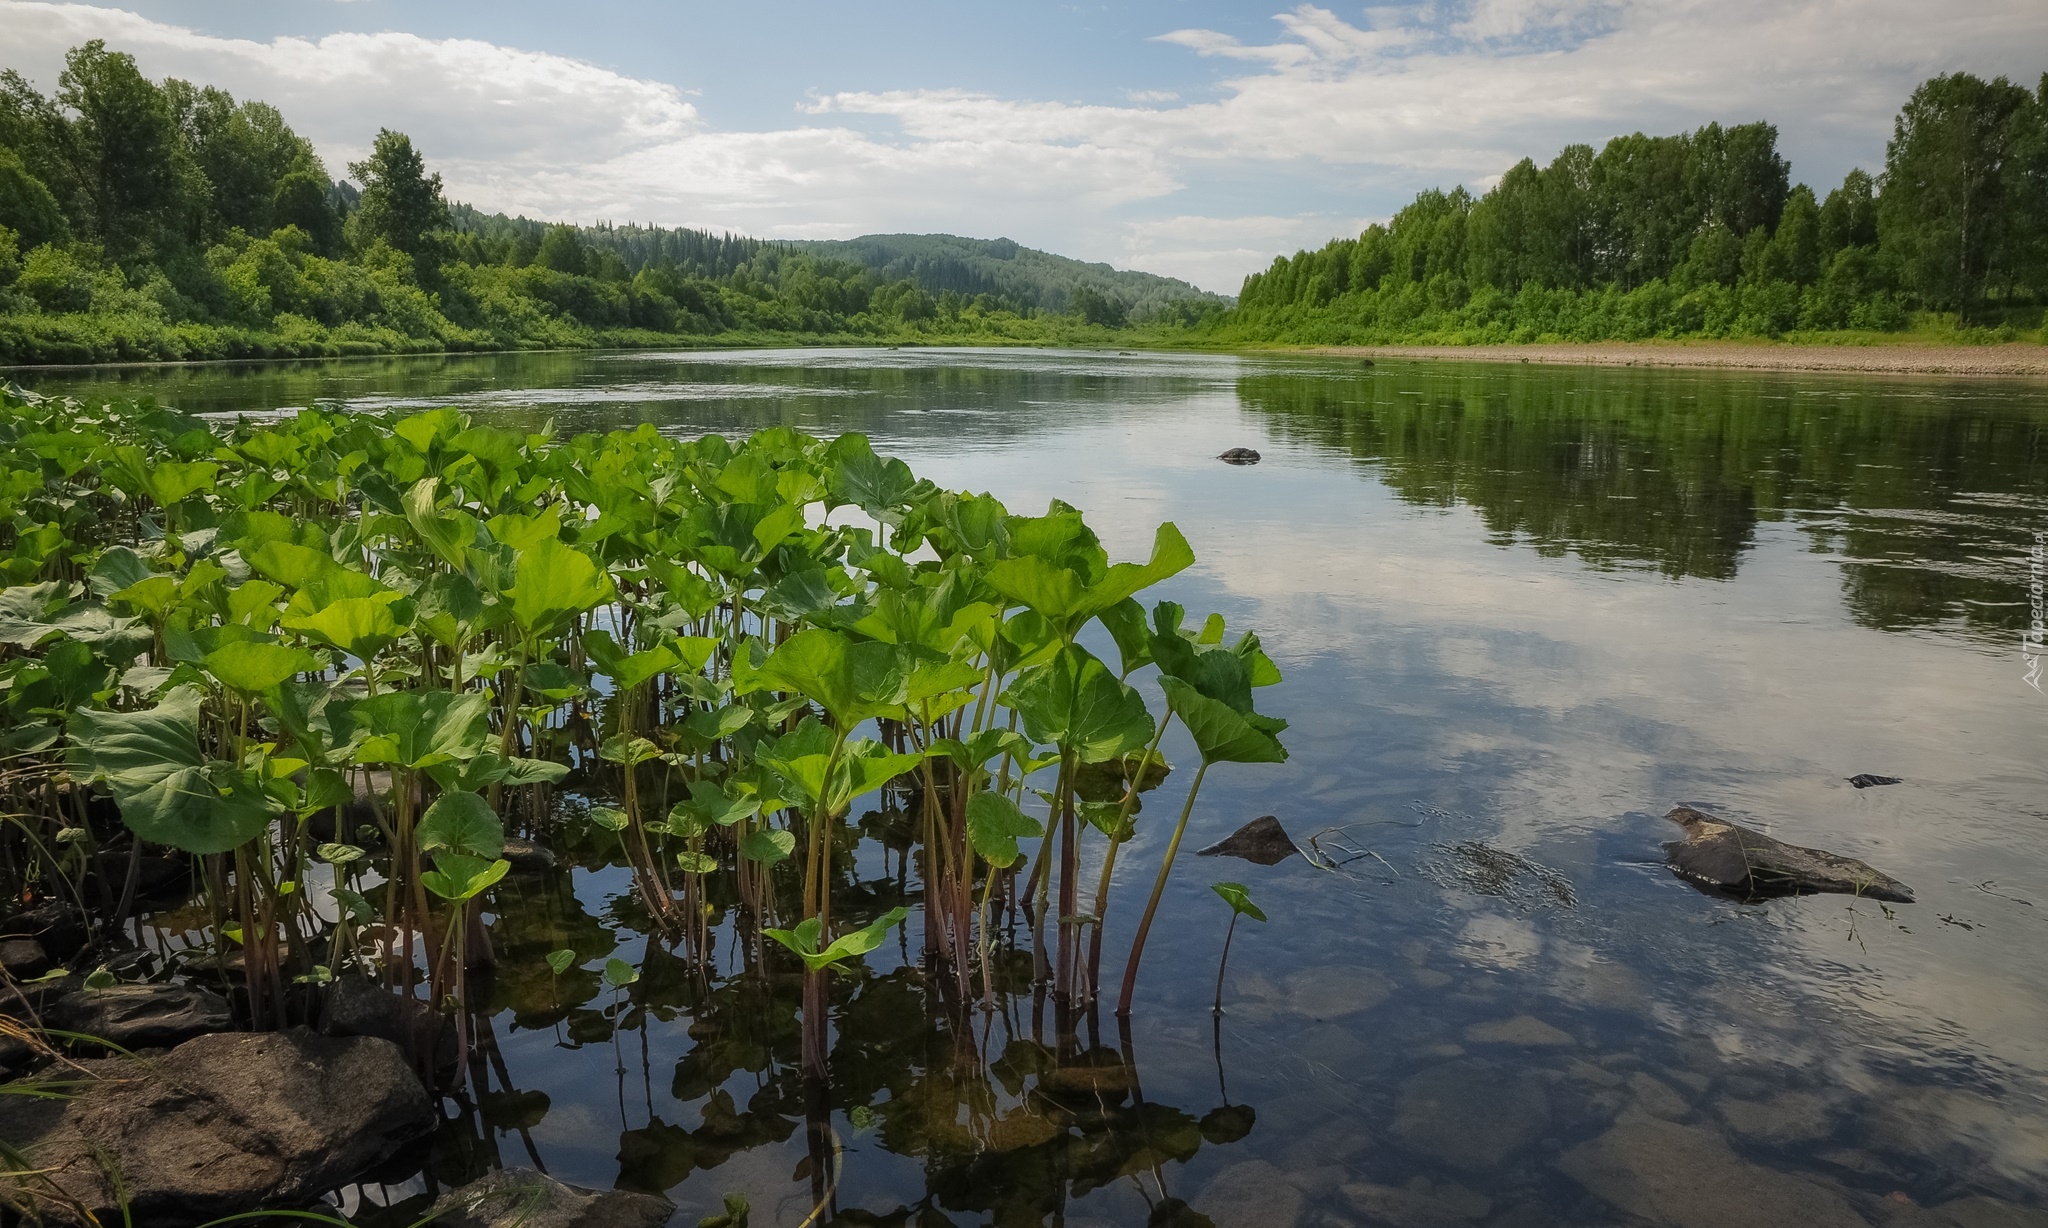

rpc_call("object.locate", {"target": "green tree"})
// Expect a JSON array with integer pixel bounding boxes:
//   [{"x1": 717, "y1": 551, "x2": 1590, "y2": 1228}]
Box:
[
  {"x1": 534, "y1": 224, "x2": 587, "y2": 275},
  {"x1": 271, "y1": 169, "x2": 341, "y2": 255},
  {"x1": 346, "y1": 129, "x2": 448, "y2": 263},
  {"x1": 1818, "y1": 169, "x2": 1880, "y2": 257},
  {"x1": 167, "y1": 81, "x2": 320, "y2": 236},
  {"x1": 57, "y1": 41, "x2": 189, "y2": 260},
  {"x1": 1758, "y1": 184, "x2": 1822, "y2": 286},
  {"x1": 0, "y1": 146, "x2": 67, "y2": 249},
  {"x1": 1879, "y1": 72, "x2": 2032, "y2": 318}
]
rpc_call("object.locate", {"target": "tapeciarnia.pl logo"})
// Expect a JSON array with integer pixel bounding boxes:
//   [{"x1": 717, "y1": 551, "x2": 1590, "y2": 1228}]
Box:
[{"x1": 2026, "y1": 530, "x2": 2045, "y2": 694}]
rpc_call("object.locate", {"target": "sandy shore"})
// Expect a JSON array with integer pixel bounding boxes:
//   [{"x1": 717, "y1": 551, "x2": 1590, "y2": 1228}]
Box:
[{"x1": 1298, "y1": 341, "x2": 2048, "y2": 377}]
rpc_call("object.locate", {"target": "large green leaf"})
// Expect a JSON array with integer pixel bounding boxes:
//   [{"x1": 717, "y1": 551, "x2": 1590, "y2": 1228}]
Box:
[
  {"x1": 1158, "y1": 677, "x2": 1288, "y2": 766},
  {"x1": 352, "y1": 689, "x2": 492, "y2": 769},
  {"x1": 282, "y1": 595, "x2": 405, "y2": 661},
  {"x1": 417, "y1": 790, "x2": 505, "y2": 858},
  {"x1": 748, "y1": 627, "x2": 912, "y2": 728},
  {"x1": 421, "y1": 851, "x2": 509, "y2": 901},
  {"x1": 67, "y1": 686, "x2": 274, "y2": 854},
  {"x1": 985, "y1": 522, "x2": 1193, "y2": 635},
  {"x1": 765, "y1": 905, "x2": 910, "y2": 972},
  {"x1": 204, "y1": 640, "x2": 319, "y2": 694},
  {"x1": 403, "y1": 477, "x2": 479, "y2": 571},
  {"x1": 507, "y1": 538, "x2": 612, "y2": 641},
  {"x1": 738, "y1": 827, "x2": 796, "y2": 866},
  {"x1": 1004, "y1": 645, "x2": 1154, "y2": 764},
  {"x1": 965, "y1": 792, "x2": 1043, "y2": 868}
]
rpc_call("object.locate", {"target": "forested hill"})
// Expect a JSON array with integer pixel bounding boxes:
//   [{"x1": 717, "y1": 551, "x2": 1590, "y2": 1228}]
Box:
[
  {"x1": 435, "y1": 216, "x2": 1226, "y2": 325},
  {"x1": 787, "y1": 233, "x2": 1225, "y2": 322},
  {"x1": 1218, "y1": 72, "x2": 2048, "y2": 344},
  {"x1": 0, "y1": 39, "x2": 1220, "y2": 366}
]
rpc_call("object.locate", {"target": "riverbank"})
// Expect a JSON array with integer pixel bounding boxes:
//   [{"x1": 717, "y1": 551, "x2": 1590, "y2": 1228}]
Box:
[{"x1": 1295, "y1": 340, "x2": 2048, "y2": 377}]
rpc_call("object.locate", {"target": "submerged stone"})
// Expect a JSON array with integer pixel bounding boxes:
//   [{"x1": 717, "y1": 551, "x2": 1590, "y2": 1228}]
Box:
[
  {"x1": 1197, "y1": 814, "x2": 1300, "y2": 865},
  {"x1": 1393, "y1": 1060, "x2": 1549, "y2": 1173},
  {"x1": 500, "y1": 836, "x2": 557, "y2": 870},
  {"x1": 1661, "y1": 806, "x2": 1914, "y2": 903},
  {"x1": 1463, "y1": 1015, "x2": 1573, "y2": 1047},
  {"x1": 428, "y1": 1167, "x2": 673, "y2": 1228},
  {"x1": 0, "y1": 1028, "x2": 432, "y2": 1226},
  {"x1": 1559, "y1": 1110, "x2": 1866, "y2": 1228},
  {"x1": 1195, "y1": 1158, "x2": 1305, "y2": 1228},
  {"x1": 1847, "y1": 774, "x2": 1902, "y2": 788}
]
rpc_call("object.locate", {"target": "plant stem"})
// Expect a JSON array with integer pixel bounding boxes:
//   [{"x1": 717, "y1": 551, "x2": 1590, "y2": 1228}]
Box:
[{"x1": 1115, "y1": 759, "x2": 1209, "y2": 1018}]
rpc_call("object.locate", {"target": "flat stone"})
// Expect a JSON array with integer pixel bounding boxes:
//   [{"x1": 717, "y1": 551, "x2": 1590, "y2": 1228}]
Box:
[
  {"x1": 1904, "y1": 1196, "x2": 2048, "y2": 1228},
  {"x1": 1628, "y1": 1072, "x2": 1693, "y2": 1122},
  {"x1": 49, "y1": 985, "x2": 233, "y2": 1051},
  {"x1": 1662, "y1": 807, "x2": 1913, "y2": 903},
  {"x1": 1285, "y1": 967, "x2": 1392, "y2": 1020},
  {"x1": 1393, "y1": 1060, "x2": 1549, "y2": 1173},
  {"x1": 1412, "y1": 969, "x2": 1453, "y2": 989},
  {"x1": 1559, "y1": 1110, "x2": 1866, "y2": 1228},
  {"x1": 428, "y1": 1167, "x2": 673, "y2": 1228},
  {"x1": 0, "y1": 936, "x2": 52, "y2": 978},
  {"x1": 1717, "y1": 1091, "x2": 1834, "y2": 1146},
  {"x1": 1463, "y1": 1014, "x2": 1573, "y2": 1047},
  {"x1": 1339, "y1": 1180, "x2": 1487, "y2": 1227},
  {"x1": 1197, "y1": 1159, "x2": 1304, "y2": 1228},
  {"x1": 0, "y1": 1028, "x2": 433, "y2": 1226}
]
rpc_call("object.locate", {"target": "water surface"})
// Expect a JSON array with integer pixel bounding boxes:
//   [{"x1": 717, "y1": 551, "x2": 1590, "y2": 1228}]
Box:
[{"x1": 24, "y1": 348, "x2": 2048, "y2": 1227}]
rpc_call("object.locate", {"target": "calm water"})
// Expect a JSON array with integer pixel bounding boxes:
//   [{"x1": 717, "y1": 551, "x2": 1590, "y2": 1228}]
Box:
[{"x1": 21, "y1": 349, "x2": 2048, "y2": 1227}]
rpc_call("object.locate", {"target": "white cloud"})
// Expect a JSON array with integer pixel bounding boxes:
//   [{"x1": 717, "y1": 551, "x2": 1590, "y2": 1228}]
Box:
[{"x1": 1, "y1": 0, "x2": 2043, "y2": 291}]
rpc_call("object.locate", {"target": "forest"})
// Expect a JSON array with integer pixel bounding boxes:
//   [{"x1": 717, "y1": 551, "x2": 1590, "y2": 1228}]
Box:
[
  {"x1": 1220, "y1": 72, "x2": 2048, "y2": 345},
  {"x1": 0, "y1": 41, "x2": 2043, "y2": 365},
  {"x1": 0, "y1": 41, "x2": 1221, "y2": 365}
]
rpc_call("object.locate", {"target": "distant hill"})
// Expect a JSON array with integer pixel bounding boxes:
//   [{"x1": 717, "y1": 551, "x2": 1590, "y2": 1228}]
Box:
[{"x1": 788, "y1": 233, "x2": 1226, "y2": 317}]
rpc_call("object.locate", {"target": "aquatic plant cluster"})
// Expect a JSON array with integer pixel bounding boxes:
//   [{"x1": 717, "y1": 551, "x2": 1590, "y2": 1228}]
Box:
[{"x1": 0, "y1": 384, "x2": 1285, "y2": 1092}]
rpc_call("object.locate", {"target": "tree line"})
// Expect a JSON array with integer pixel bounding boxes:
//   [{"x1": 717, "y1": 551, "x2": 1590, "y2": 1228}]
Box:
[
  {"x1": 0, "y1": 41, "x2": 1218, "y2": 365},
  {"x1": 1226, "y1": 71, "x2": 2048, "y2": 343}
]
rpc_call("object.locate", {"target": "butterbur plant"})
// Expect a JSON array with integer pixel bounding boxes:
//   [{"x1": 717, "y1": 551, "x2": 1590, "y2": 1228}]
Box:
[
  {"x1": 1208, "y1": 882, "x2": 1266, "y2": 1016},
  {"x1": 0, "y1": 385, "x2": 1287, "y2": 1097}
]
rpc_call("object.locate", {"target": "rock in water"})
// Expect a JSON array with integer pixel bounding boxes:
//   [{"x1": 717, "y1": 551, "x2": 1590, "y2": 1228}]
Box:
[
  {"x1": 1198, "y1": 815, "x2": 1299, "y2": 865},
  {"x1": 0, "y1": 1028, "x2": 432, "y2": 1226},
  {"x1": 1848, "y1": 773, "x2": 1902, "y2": 788},
  {"x1": 1662, "y1": 807, "x2": 1913, "y2": 903},
  {"x1": 1217, "y1": 447, "x2": 1261, "y2": 465},
  {"x1": 48, "y1": 984, "x2": 233, "y2": 1050},
  {"x1": 428, "y1": 1168, "x2": 674, "y2": 1228}
]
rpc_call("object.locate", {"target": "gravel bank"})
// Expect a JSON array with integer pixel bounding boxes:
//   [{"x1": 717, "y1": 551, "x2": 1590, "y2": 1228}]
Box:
[{"x1": 1301, "y1": 341, "x2": 2048, "y2": 377}]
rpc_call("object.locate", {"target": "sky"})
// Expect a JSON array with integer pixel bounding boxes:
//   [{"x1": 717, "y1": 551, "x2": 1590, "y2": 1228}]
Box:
[{"x1": 1, "y1": 1, "x2": 2043, "y2": 292}]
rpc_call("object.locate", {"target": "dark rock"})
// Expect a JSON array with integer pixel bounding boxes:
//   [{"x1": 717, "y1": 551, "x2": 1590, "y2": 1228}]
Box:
[
  {"x1": 1847, "y1": 774, "x2": 1902, "y2": 789},
  {"x1": 0, "y1": 937, "x2": 52, "y2": 979},
  {"x1": 1197, "y1": 814, "x2": 1299, "y2": 866},
  {"x1": 2, "y1": 901, "x2": 88, "y2": 961},
  {"x1": 87, "y1": 851, "x2": 190, "y2": 899},
  {"x1": 0, "y1": 974, "x2": 82, "y2": 1019},
  {"x1": 1217, "y1": 447, "x2": 1261, "y2": 465},
  {"x1": 500, "y1": 836, "x2": 557, "y2": 870},
  {"x1": 1662, "y1": 806, "x2": 1913, "y2": 903},
  {"x1": 321, "y1": 973, "x2": 453, "y2": 1067},
  {"x1": 427, "y1": 1168, "x2": 674, "y2": 1228},
  {"x1": 48, "y1": 984, "x2": 234, "y2": 1050},
  {"x1": 0, "y1": 1028, "x2": 433, "y2": 1226}
]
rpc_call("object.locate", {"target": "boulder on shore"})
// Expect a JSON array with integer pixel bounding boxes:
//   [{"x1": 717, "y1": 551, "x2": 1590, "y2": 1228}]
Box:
[
  {"x1": 1662, "y1": 806, "x2": 1913, "y2": 903},
  {"x1": 0, "y1": 1028, "x2": 433, "y2": 1227},
  {"x1": 47, "y1": 984, "x2": 233, "y2": 1051},
  {"x1": 427, "y1": 1168, "x2": 674, "y2": 1228}
]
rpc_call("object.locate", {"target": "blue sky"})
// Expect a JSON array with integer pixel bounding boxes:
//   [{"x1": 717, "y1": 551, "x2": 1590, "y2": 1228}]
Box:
[{"x1": 3, "y1": 0, "x2": 2044, "y2": 290}]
